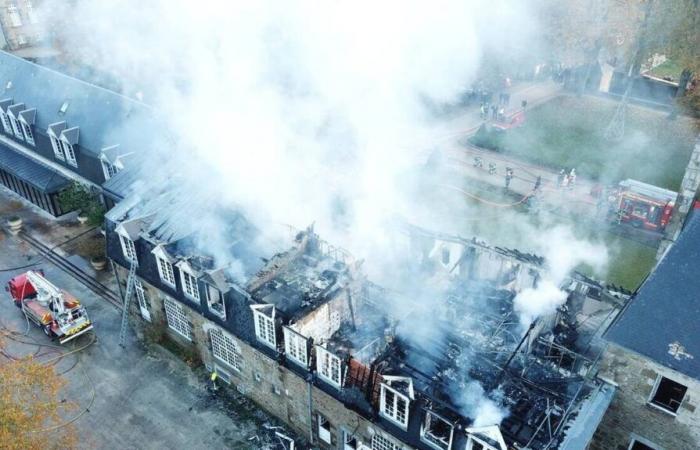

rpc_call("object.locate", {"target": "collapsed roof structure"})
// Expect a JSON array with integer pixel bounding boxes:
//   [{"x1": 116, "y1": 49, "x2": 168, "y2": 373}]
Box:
[{"x1": 107, "y1": 192, "x2": 623, "y2": 449}]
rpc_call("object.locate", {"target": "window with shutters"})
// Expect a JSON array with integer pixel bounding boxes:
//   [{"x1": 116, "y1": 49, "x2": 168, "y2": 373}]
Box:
[
  {"x1": 164, "y1": 298, "x2": 192, "y2": 341},
  {"x1": 157, "y1": 257, "x2": 176, "y2": 286},
  {"x1": 317, "y1": 346, "x2": 342, "y2": 388},
  {"x1": 283, "y1": 327, "x2": 308, "y2": 367},
  {"x1": 9, "y1": 114, "x2": 23, "y2": 140},
  {"x1": 210, "y1": 327, "x2": 243, "y2": 372}
]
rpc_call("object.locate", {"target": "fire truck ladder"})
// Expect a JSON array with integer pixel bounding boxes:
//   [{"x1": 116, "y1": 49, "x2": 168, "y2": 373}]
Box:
[{"x1": 118, "y1": 260, "x2": 137, "y2": 348}]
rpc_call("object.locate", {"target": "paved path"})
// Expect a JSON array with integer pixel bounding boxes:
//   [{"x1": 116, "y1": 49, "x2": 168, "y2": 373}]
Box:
[{"x1": 0, "y1": 187, "x2": 295, "y2": 449}]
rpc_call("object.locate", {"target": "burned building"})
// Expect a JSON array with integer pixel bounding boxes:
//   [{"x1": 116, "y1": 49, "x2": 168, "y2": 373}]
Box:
[
  {"x1": 591, "y1": 213, "x2": 700, "y2": 450},
  {"x1": 106, "y1": 193, "x2": 620, "y2": 450}
]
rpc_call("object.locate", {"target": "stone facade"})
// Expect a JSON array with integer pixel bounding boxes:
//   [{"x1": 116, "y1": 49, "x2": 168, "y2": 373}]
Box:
[
  {"x1": 0, "y1": 0, "x2": 44, "y2": 51},
  {"x1": 115, "y1": 264, "x2": 410, "y2": 450},
  {"x1": 590, "y1": 343, "x2": 700, "y2": 450}
]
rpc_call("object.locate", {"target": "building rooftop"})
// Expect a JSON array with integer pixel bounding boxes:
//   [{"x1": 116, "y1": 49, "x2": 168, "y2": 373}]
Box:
[{"x1": 605, "y1": 213, "x2": 700, "y2": 380}]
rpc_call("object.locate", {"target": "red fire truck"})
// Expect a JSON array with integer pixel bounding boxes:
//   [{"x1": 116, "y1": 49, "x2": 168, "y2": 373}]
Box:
[
  {"x1": 6, "y1": 270, "x2": 93, "y2": 343},
  {"x1": 611, "y1": 179, "x2": 676, "y2": 231}
]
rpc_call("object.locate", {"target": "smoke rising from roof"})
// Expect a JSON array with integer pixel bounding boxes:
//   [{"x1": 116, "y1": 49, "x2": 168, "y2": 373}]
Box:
[{"x1": 43, "y1": 0, "x2": 613, "y2": 429}]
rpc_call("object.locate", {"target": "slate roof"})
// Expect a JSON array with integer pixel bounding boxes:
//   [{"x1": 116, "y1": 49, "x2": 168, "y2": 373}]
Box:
[
  {"x1": 0, "y1": 50, "x2": 155, "y2": 155},
  {"x1": 0, "y1": 143, "x2": 69, "y2": 193},
  {"x1": 605, "y1": 213, "x2": 700, "y2": 380}
]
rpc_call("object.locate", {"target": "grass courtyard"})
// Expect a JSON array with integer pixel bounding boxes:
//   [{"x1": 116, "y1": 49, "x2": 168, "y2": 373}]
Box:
[{"x1": 499, "y1": 95, "x2": 699, "y2": 191}]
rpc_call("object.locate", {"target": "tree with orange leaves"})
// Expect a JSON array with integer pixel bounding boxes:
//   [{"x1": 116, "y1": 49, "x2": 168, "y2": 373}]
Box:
[{"x1": 0, "y1": 342, "x2": 78, "y2": 450}]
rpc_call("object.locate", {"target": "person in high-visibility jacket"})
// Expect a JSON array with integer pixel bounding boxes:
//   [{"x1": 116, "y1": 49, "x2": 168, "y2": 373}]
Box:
[{"x1": 210, "y1": 371, "x2": 219, "y2": 391}]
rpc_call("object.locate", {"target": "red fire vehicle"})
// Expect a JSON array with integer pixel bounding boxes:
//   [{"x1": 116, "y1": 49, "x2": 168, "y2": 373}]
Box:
[
  {"x1": 492, "y1": 109, "x2": 526, "y2": 131},
  {"x1": 6, "y1": 270, "x2": 93, "y2": 343},
  {"x1": 611, "y1": 179, "x2": 676, "y2": 231}
]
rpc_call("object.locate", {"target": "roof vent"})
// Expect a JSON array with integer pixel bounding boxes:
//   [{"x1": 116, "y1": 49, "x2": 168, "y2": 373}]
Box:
[
  {"x1": 58, "y1": 101, "x2": 70, "y2": 115},
  {"x1": 5, "y1": 81, "x2": 12, "y2": 90}
]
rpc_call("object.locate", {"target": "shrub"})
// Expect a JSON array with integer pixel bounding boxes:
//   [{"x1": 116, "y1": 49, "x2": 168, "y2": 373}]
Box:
[{"x1": 58, "y1": 182, "x2": 106, "y2": 226}]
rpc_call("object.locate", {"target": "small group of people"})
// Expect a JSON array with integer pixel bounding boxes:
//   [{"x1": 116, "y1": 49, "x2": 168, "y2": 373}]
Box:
[
  {"x1": 480, "y1": 102, "x2": 507, "y2": 122},
  {"x1": 557, "y1": 168, "x2": 577, "y2": 189}
]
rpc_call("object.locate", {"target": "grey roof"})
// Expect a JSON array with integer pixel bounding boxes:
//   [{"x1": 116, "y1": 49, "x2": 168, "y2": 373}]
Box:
[
  {"x1": 61, "y1": 126, "x2": 79, "y2": 144},
  {"x1": 0, "y1": 50, "x2": 155, "y2": 155},
  {"x1": 102, "y1": 167, "x2": 140, "y2": 200},
  {"x1": 0, "y1": 98, "x2": 12, "y2": 112},
  {"x1": 7, "y1": 102, "x2": 24, "y2": 116},
  {"x1": 0, "y1": 143, "x2": 70, "y2": 193},
  {"x1": 605, "y1": 213, "x2": 700, "y2": 380},
  {"x1": 19, "y1": 108, "x2": 36, "y2": 124},
  {"x1": 47, "y1": 121, "x2": 66, "y2": 136}
]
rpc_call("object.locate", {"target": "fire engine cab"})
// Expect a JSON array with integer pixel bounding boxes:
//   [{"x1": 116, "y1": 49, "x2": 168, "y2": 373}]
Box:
[
  {"x1": 6, "y1": 270, "x2": 93, "y2": 343},
  {"x1": 612, "y1": 179, "x2": 677, "y2": 231}
]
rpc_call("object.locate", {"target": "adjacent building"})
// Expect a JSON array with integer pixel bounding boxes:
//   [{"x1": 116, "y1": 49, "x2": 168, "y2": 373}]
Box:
[
  {"x1": 105, "y1": 191, "x2": 619, "y2": 450},
  {"x1": 0, "y1": 0, "x2": 41, "y2": 52},
  {"x1": 0, "y1": 50, "x2": 152, "y2": 215},
  {"x1": 592, "y1": 213, "x2": 700, "y2": 450}
]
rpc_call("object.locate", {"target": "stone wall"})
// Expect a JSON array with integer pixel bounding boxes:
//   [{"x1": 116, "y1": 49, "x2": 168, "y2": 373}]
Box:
[
  {"x1": 590, "y1": 343, "x2": 700, "y2": 450},
  {"x1": 115, "y1": 264, "x2": 411, "y2": 449}
]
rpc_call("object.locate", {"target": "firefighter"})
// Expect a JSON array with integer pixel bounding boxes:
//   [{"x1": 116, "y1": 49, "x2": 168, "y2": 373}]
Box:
[
  {"x1": 489, "y1": 163, "x2": 497, "y2": 175},
  {"x1": 568, "y1": 168, "x2": 576, "y2": 188},
  {"x1": 557, "y1": 169, "x2": 565, "y2": 188},
  {"x1": 210, "y1": 370, "x2": 219, "y2": 392},
  {"x1": 534, "y1": 175, "x2": 542, "y2": 191},
  {"x1": 505, "y1": 168, "x2": 514, "y2": 190}
]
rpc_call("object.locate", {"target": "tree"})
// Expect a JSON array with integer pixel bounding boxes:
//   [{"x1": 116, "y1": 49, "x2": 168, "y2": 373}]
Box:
[
  {"x1": 0, "y1": 353, "x2": 78, "y2": 449},
  {"x1": 57, "y1": 182, "x2": 106, "y2": 226}
]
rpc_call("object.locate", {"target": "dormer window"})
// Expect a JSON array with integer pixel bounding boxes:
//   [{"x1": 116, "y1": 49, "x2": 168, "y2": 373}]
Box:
[
  {"x1": 251, "y1": 304, "x2": 276, "y2": 349},
  {"x1": 60, "y1": 138, "x2": 77, "y2": 167},
  {"x1": 205, "y1": 283, "x2": 225, "y2": 319},
  {"x1": 157, "y1": 257, "x2": 175, "y2": 286},
  {"x1": 316, "y1": 345, "x2": 342, "y2": 388},
  {"x1": 421, "y1": 411, "x2": 454, "y2": 450},
  {"x1": 26, "y1": 1, "x2": 38, "y2": 24},
  {"x1": 7, "y1": 4, "x2": 22, "y2": 27},
  {"x1": 7, "y1": 103, "x2": 25, "y2": 140},
  {"x1": 47, "y1": 122, "x2": 67, "y2": 161},
  {"x1": 19, "y1": 108, "x2": 36, "y2": 146},
  {"x1": 118, "y1": 234, "x2": 137, "y2": 264},
  {"x1": 283, "y1": 327, "x2": 308, "y2": 367},
  {"x1": 379, "y1": 376, "x2": 414, "y2": 430},
  {"x1": 180, "y1": 268, "x2": 200, "y2": 302},
  {"x1": 102, "y1": 159, "x2": 120, "y2": 180},
  {"x1": 0, "y1": 110, "x2": 11, "y2": 134}
]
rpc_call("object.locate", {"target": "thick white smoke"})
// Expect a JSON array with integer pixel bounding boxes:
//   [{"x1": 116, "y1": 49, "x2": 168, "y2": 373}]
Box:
[
  {"x1": 40, "y1": 0, "x2": 609, "y2": 429},
  {"x1": 514, "y1": 226, "x2": 608, "y2": 327}
]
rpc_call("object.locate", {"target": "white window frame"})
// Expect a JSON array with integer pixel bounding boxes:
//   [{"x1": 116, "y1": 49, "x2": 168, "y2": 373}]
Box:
[
  {"x1": 283, "y1": 327, "x2": 308, "y2": 367},
  {"x1": 20, "y1": 119, "x2": 34, "y2": 145},
  {"x1": 420, "y1": 411, "x2": 453, "y2": 450},
  {"x1": 252, "y1": 305, "x2": 276, "y2": 349},
  {"x1": 25, "y1": 0, "x2": 37, "y2": 24},
  {"x1": 7, "y1": 4, "x2": 22, "y2": 27},
  {"x1": 0, "y1": 110, "x2": 12, "y2": 134},
  {"x1": 49, "y1": 131, "x2": 64, "y2": 160},
  {"x1": 204, "y1": 283, "x2": 226, "y2": 319},
  {"x1": 318, "y1": 414, "x2": 332, "y2": 444},
  {"x1": 60, "y1": 138, "x2": 77, "y2": 167},
  {"x1": 101, "y1": 158, "x2": 119, "y2": 180},
  {"x1": 133, "y1": 278, "x2": 151, "y2": 322},
  {"x1": 156, "y1": 256, "x2": 176, "y2": 287},
  {"x1": 371, "y1": 435, "x2": 402, "y2": 450},
  {"x1": 627, "y1": 435, "x2": 662, "y2": 450},
  {"x1": 8, "y1": 113, "x2": 23, "y2": 140},
  {"x1": 163, "y1": 297, "x2": 193, "y2": 341},
  {"x1": 316, "y1": 346, "x2": 342, "y2": 388},
  {"x1": 118, "y1": 234, "x2": 137, "y2": 264},
  {"x1": 209, "y1": 327, "x2": 243, "y2": 372},
  {"x1": 647, "y1": 375, "x2": 688, "y2": 416},
  {"x1": 379, "y1": 382, "x2": 411, "y2": 430},
  {"x1": 180, "y1": 268, "x2": 200, "y2": 302},
  {"x1": 466, "y1": 436, "x2": 499, "y2": 450}
]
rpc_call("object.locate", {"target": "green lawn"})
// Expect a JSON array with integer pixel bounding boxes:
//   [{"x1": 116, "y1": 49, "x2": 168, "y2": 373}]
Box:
[
  {"x1": 499, "y1": 96, "x2": 699, "y2": 190},
  {"x1": 648, "y1": 60, "x2": 684, "y2": 81}
]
